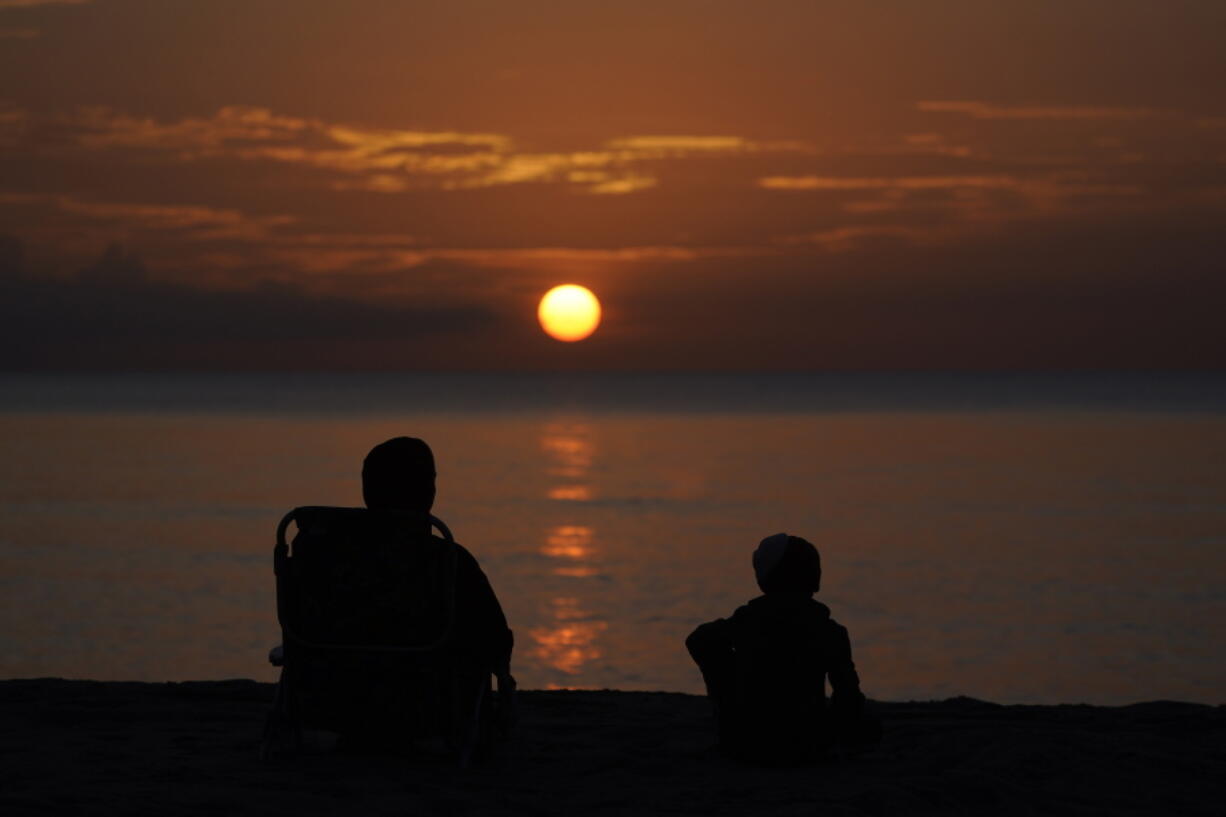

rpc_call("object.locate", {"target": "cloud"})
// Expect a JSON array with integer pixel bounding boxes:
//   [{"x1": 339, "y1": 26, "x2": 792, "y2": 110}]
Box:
[
  {"x1": 606, "y1": 136, "x2": 748, "y2": 152},
  {"x1": 331, "y1": 174, "x2": 411, "y2": 193},
  {"x1": 0, "y1": 0, "x2": 90, "y2": 7},
  {"x1": 60, "y1": 106, "x2": 510, "y2": 183},
  {"x1": 259, "y1": 244, "x2": 753, "y2": 279},
  {"x1": 605, "y1": 136, "x2": 813, "y2": 154},
  {"x1": 0, "y1": 105, "x2": 26, "y2": 145},
  {"x1": 325, "y1": 124, "x2": 509, "y2": 152},
  {"x1": 53, "y1": 107, "x2": 664, "y2": 194},
  {"x1": 432, "y1": 134, "x2": 809, "y2": 192},
  {"x1": 586, "y1": 175, "x2": 657, "y2": 195},
  {"x1": 917, "y1": 101, "x2": 1160, "y2": 121},
  {"x1": 783, "y1": 225, "x2": 933, "y2": 251},
  {"x1": 2, "y1": 192, "x2": 294, "y2": 241},
  {"x1": 759, "y1": 175, "x2": 1021, "y2": 191},
  {"x1": 37, "y1": 106, "x2": 820, "y2": 196},
  {"x1": 0, "y1": 238, "x2": 497, "y2": 369},
  {"x1": 56, "y1": 198, "x2": 294, "y2": 240},
  {"x1": 5, "y1": 206, "x2": 1225, "y2": 370},
  {"x1": 757, "y1": 174, "x2": 1140, "y2": 204},
  {"x1": 263, "y1": 246, "x2": 428, "y2": 275},
  {"x1": 71, "y1": 105, "x2": 314, "y2": 151},
  {"x1": 4, "y1": 95, "x2": 1224, "y2": 336},
  {"x1": 440, "y1": 151, "x2": 618, "y2": 189}
]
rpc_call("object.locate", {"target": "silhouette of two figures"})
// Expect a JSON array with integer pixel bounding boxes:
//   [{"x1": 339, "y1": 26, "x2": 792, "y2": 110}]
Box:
[{"x1": 274, "y1": 439, "x2": 878, "y2": 766}]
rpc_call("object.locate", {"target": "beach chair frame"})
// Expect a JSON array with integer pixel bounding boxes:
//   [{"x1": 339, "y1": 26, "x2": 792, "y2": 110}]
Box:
[{"x1": 262, "y1": 506, "x2": 492, "y2": 766}]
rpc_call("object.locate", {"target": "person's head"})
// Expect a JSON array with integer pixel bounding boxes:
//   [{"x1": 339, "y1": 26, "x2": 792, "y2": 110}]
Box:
[
  {"x1": 753, "y1": 533, "x2": 821, "y2": 595},
  {"x1": 361, "y1": 436, "x2": 436, "y2": 512}
]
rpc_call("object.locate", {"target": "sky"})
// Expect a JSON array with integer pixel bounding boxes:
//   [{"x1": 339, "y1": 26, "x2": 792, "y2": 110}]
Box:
[{"x1": 1, "y1": 0, "x2": 1224, "y2": 370}]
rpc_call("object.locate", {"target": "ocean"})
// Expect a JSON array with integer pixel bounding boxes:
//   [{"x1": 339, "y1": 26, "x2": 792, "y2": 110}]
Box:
[{"x1": 1, "y1": 372, "x2": 1223, "y2": 704}]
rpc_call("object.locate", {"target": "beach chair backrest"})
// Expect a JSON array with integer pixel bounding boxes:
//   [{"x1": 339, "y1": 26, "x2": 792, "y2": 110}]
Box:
[
  {"x1": 275, "y1": 506, "x2": 458, "y2": 653},
  {"x1": 268, "y1": 507, "x2": 494, "y2": 759}
]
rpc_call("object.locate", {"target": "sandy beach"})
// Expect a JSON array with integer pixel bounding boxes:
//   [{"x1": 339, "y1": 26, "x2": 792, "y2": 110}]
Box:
[{"x1": 2, "y1": 679, "x2": 1221, "y2": 816}]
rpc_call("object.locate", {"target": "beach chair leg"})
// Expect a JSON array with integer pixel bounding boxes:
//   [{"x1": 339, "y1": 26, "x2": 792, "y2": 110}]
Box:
[
  {"x1": 261, "y1": 670, "x2": 302, "y2": 760},
  {"x1": 456, "y1": 678, "x2": 490, "y2": 768}
]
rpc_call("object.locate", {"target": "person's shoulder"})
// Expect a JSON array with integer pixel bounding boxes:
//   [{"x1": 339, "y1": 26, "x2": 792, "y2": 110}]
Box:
[
  {"x1": 812, "y1": 599, "x2": 843, "y2": 625},
  {"x1": 819, "y1": 606, "x2": 852, "y2": 642},
  {"x1": 730, "y1": 597, "x2": 762, "y2": 621},
  {"x1": 438, "y1": 539, "x2": 495, "y2": 579},
  {"x1": 686, "y1": 615, "x2": 732, "y2": 645},
  {"x1": 434, "y1": 535, "x2": 474, "y2": 557},
  {"x1": 438, "y1": 536, "x2": 471, "y2": 553}
]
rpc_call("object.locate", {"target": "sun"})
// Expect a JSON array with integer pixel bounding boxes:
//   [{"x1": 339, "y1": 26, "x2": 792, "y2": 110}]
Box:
[{"x1": 538, "y1": 284, "x2": 602, "y2": 342}]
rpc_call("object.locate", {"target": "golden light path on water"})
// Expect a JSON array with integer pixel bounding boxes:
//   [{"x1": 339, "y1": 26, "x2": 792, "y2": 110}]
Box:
[{"x1": 530, "y1": 422, "x2": 608, "y2": 686}]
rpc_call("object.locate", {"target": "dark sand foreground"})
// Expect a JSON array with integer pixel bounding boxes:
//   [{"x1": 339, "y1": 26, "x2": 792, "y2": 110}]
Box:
[{"x1": 2, "y1": 679, "x2": 1222, "y2": 816}]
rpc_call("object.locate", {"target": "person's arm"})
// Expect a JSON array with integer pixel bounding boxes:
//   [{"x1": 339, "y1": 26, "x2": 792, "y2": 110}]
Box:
[
  {"x1": 455, "y1": 545, "x2": 514, "y2": 676},
  {"x1": 826, "y1": 620, "x2": 865, "y2": 712},
  {"x1": 687, "y1": 618, "x2": 735, "y2": 701},
  {"x1": 686, "y1": 618, "x2": 732, "y2": 670},
  {"x1": 826, "y1": 619, "x2": 882, "y2": 750}
]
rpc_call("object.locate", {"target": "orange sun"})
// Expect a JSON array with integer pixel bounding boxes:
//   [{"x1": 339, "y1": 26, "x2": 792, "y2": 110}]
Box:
[{"x1": 537, "y1": 284, "x2": 602, "y2": 342}]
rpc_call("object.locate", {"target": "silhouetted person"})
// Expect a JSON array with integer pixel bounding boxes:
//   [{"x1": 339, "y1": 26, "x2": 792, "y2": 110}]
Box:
[
  {"x1": 685, "y1": 534, "x2": 879, "y2": 764},
  {"x1": 362, "y1": 437, "x2": 515, "y2": 693}
]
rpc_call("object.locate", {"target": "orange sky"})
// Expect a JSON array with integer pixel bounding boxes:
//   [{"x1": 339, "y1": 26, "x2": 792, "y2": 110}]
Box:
[{"x1": 1, "y1": 0, "x2": 1224, "y2": 369}]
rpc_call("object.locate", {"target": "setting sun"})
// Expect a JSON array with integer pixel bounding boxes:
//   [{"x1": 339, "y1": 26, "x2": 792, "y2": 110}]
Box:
[{"x1": 538, "y1": 285, "x2": 602, "y2": 342}]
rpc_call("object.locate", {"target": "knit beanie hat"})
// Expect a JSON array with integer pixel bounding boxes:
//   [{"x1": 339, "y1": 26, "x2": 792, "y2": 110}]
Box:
[{"x1": 753, "y1": 533, "x2": 821, "y2": 594}]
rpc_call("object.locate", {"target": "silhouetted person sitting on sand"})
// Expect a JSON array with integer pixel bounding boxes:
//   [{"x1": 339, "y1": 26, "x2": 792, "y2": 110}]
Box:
[
  {"x1": 362, "y1": 437, "x2": 515, "y2": 697},
  {"x1": 267, "y1": 436, "x2": 514, "y2": 758},
  {"x1": 686, "y1": 534, "x2": 879, "y2": 763}
]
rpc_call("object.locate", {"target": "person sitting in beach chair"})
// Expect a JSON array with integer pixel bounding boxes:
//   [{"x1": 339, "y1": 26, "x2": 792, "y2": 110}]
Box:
[
  {"x1": 265, "y1": 437, "x2": 514, "y2": 764},
  {"x1": 685, "y1": 534, "x2": 879, "y2": 764}
]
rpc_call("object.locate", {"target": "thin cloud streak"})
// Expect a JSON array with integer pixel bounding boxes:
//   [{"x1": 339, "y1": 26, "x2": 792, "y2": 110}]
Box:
[
  {"x1": 0, "y1": 0, "x2": 89, "y2": 7},
  {"x1": 2, "y1": 192, "x2": 294, "y2": 241},
  {"x1": 758, "y1": 174, "x2": 1141, "y2": 201},
  {"x1": 606, "y1": 136, "x2": 748, "y2": 152},
  {"x1": 0, "y1": 106, "x2": 28, "y2": 144},
  {"x1": 586, "y1": 175, "x2": 657, "y2": 195},
  {"x1": 783, "y1": 225, "x2": 935, "y2": 251},
  {"x1": 917, "y1": 101, "x2": 1161, "y2": 121}
]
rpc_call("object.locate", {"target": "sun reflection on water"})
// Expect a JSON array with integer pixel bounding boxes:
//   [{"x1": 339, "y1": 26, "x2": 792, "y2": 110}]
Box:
[
  {"x1": 540, "y1": 422, "x2": 595, "y2": 500},
  {"x1": 529, "y1": 596, "x2": 608, "y2": 680},
  {"x1": 547, "y1": 484, "x2": 592, "y2": 501},
  {"x1": 533, "y1": 421, "x2": 608, "y2": 685},
  {"x1": 542, "y1": 525, "x2": 595, "y2": 560}
]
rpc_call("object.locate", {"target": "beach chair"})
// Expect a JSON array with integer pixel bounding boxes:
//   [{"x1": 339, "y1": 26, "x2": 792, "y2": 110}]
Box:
[{"x1": 262, "y1": 506, "x2": 498, "y2": 765}]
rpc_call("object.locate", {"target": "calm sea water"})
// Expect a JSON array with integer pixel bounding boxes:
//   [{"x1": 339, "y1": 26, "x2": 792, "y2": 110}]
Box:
[{"x1": 1, "y1": 373, "x2": 1224, "y2": 704}]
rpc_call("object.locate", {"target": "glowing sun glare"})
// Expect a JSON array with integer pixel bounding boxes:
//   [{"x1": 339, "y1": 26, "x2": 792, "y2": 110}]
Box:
[{"x1": 538, "y1": 284, "x2": 602, "y2": 342}]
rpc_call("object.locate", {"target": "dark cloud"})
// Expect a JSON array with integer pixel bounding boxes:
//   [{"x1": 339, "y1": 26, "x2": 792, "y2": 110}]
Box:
[
  {"x1": 583, "y1": 210, "x2": 1226, "y2": 371},
  {"x1": 0, "y1": 238, "x2": 498, "y2": 369},
  {"x1": 2, "y1": 202, "x2": 1224, "y2": 371}
]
